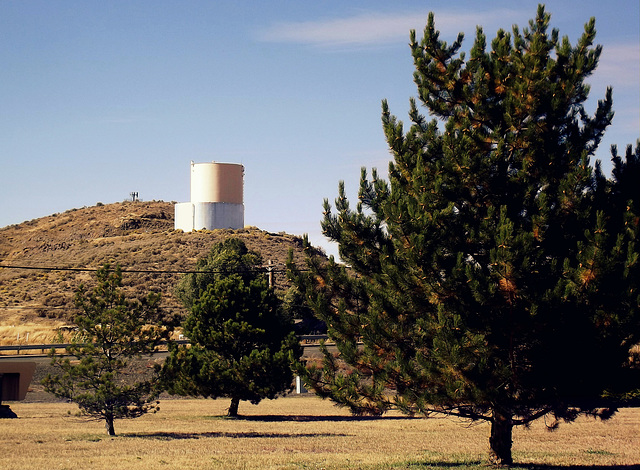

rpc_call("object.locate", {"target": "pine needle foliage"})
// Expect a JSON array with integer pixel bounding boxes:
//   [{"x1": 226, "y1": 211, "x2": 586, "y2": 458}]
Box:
[
  {"x1": 43, "y1": 263, "x2": 173, "y2": 436},
  {"x1": 289, "y1": 6, "x2": 639, "y2": 466}
]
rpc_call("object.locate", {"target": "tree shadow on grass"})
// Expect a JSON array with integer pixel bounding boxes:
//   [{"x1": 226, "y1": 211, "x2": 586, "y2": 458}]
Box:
[
  {"x1": 124, "y1": 430, "x2": 348, "y2": 440},
  {"x1": 407, "y1": 463, "x2": 640, "y2": 470},
  {"x1": 235, "y1": 414, "x2": 419, "y2": 422},
  {"x1": 122, "y1": 414, "x2": 415, "y2": 440},
  {"x1": 514, "y1": 465, "x2": 640, "y2": 470}
]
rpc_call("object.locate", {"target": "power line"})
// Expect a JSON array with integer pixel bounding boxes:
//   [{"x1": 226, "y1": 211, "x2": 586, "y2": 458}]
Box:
[
  {"x1": 0, "y1": 305, "x2": 187, "y2": 311},
  {"x1": 0, "y1": 263, "x2": 309, "y2": 314},
  {"x1": 0, "y1": 263, "x2": 297, "y2": 275},
  {"x1": 1, "y1": 305, "x2": 69, "y2": 310}
]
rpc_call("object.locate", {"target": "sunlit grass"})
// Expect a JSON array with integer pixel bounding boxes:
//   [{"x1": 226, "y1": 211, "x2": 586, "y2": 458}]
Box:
[
  {"x1": 2, "y1": 396, "x2": 638, "y2": 469},
  {"x1": 0, "y1": 321, "x2": 66, "y2": 345}
]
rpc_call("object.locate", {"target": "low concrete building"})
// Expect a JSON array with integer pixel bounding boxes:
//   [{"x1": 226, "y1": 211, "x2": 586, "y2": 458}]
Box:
[{"x1": 0, "y1": 362, "x2": 36, "y2": 418}]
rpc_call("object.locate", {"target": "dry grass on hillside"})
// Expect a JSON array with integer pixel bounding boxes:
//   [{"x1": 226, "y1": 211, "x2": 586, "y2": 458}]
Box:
[
  {"x1": 2, "y1": 396, "x2": 638, "y2": 470},
  {"x1": 0, "y1": 201, "x2": 319, "y2": 344}
]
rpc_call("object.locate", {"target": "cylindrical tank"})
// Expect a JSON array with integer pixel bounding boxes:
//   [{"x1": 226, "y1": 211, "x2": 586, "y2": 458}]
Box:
[{"x1": 191, "y1": 162, "x2": 243, "y2": 204}]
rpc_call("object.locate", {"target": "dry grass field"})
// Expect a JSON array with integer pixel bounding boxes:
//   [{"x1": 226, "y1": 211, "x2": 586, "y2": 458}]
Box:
[{"x1": 1, "y1": 396, "x2": 638, "y2": 470}]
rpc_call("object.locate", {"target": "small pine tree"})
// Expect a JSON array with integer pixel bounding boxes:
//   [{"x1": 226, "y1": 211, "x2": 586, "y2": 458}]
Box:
[
  {"x1": 43, "y1": 264, "x2": 173, "y2": 436},
  {"x1": 160, "y1": 238, "x2": 302, "y2": 416}
]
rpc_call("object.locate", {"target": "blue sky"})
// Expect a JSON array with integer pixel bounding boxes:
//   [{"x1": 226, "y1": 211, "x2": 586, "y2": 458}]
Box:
[{"x1": 1, "y1": 1, "x2": 638, "y2": 258}]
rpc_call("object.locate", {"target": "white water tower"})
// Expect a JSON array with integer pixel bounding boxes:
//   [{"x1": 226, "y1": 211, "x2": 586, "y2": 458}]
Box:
[{"x1": 174, "y1": 161, "x2": 244, "y2": 231}]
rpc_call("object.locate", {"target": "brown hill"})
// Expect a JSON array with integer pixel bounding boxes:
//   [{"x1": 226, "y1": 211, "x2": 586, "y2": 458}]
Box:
[{"x1": 0, "y1": 200, "x2": 318, "y2": 345}]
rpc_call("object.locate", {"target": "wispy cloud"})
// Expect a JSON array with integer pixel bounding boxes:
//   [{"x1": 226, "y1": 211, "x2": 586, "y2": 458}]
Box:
[
  {"x1": 258, "y1": 9, "x2": 527, "y2": 49},
  {"x1": 595, "y1": 43, "x2": 640, "y2": 88},
  {"x1": 594, "y1": 42, "x2": 640, "y2": 137}
]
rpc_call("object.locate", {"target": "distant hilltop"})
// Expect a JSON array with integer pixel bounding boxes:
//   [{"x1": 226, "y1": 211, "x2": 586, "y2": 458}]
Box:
[{"x1": 0, "y1": 200, "x2": 316, "y2": 345}]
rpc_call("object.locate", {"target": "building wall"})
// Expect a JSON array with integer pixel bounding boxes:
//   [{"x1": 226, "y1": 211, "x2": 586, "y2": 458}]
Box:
[
  {"x1": 193, "y1": 202, "x2": 244, "y2": 230},
  {"x1": 174, "y1": 202, "x2": 194, "y2": 232},
  {"x1": 174, "y1": 202, "x2": 244, "y2": 231},
  {"x1": 191, "y1": 162, "x2": 243, "y2": 204}
]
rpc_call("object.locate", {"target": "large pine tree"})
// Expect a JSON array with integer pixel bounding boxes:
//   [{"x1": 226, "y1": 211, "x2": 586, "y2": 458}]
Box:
[{"x1": 290, "y1": 6, "x2": 639, "y2": 465}]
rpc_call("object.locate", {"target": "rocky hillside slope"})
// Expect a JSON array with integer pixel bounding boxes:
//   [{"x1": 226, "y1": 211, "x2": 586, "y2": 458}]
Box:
[{"x1": 0, "y1": 201, "x2": 317, "y2": 344}]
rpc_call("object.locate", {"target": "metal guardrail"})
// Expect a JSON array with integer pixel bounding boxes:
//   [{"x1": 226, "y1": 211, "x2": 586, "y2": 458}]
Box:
[
  {"x1": 0, "y1": 343, "x2": 73, "y2": 354},
  {"x1": 0, "y1": 342, "x2": 181, "y2": 355},
  {"x1": 0, "y1": 336, "x2": 330, "y2": 356}
]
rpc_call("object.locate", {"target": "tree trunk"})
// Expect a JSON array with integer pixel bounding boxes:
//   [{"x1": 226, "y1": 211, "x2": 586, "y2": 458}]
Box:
[
  {"x1": 228, "y1": 397, "x2": 240, "y2": 417},
  {"x1": 105, "y1": 413, "x2": 116, "y2": 436},
  {"x1": 488, "y1": 408, "x2": 513, "y2": 466}
]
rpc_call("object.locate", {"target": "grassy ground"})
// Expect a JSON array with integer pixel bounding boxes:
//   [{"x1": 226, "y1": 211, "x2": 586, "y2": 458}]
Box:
[{"x1": 1, "y1": 396, "x2": 638, "y2": 470}]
